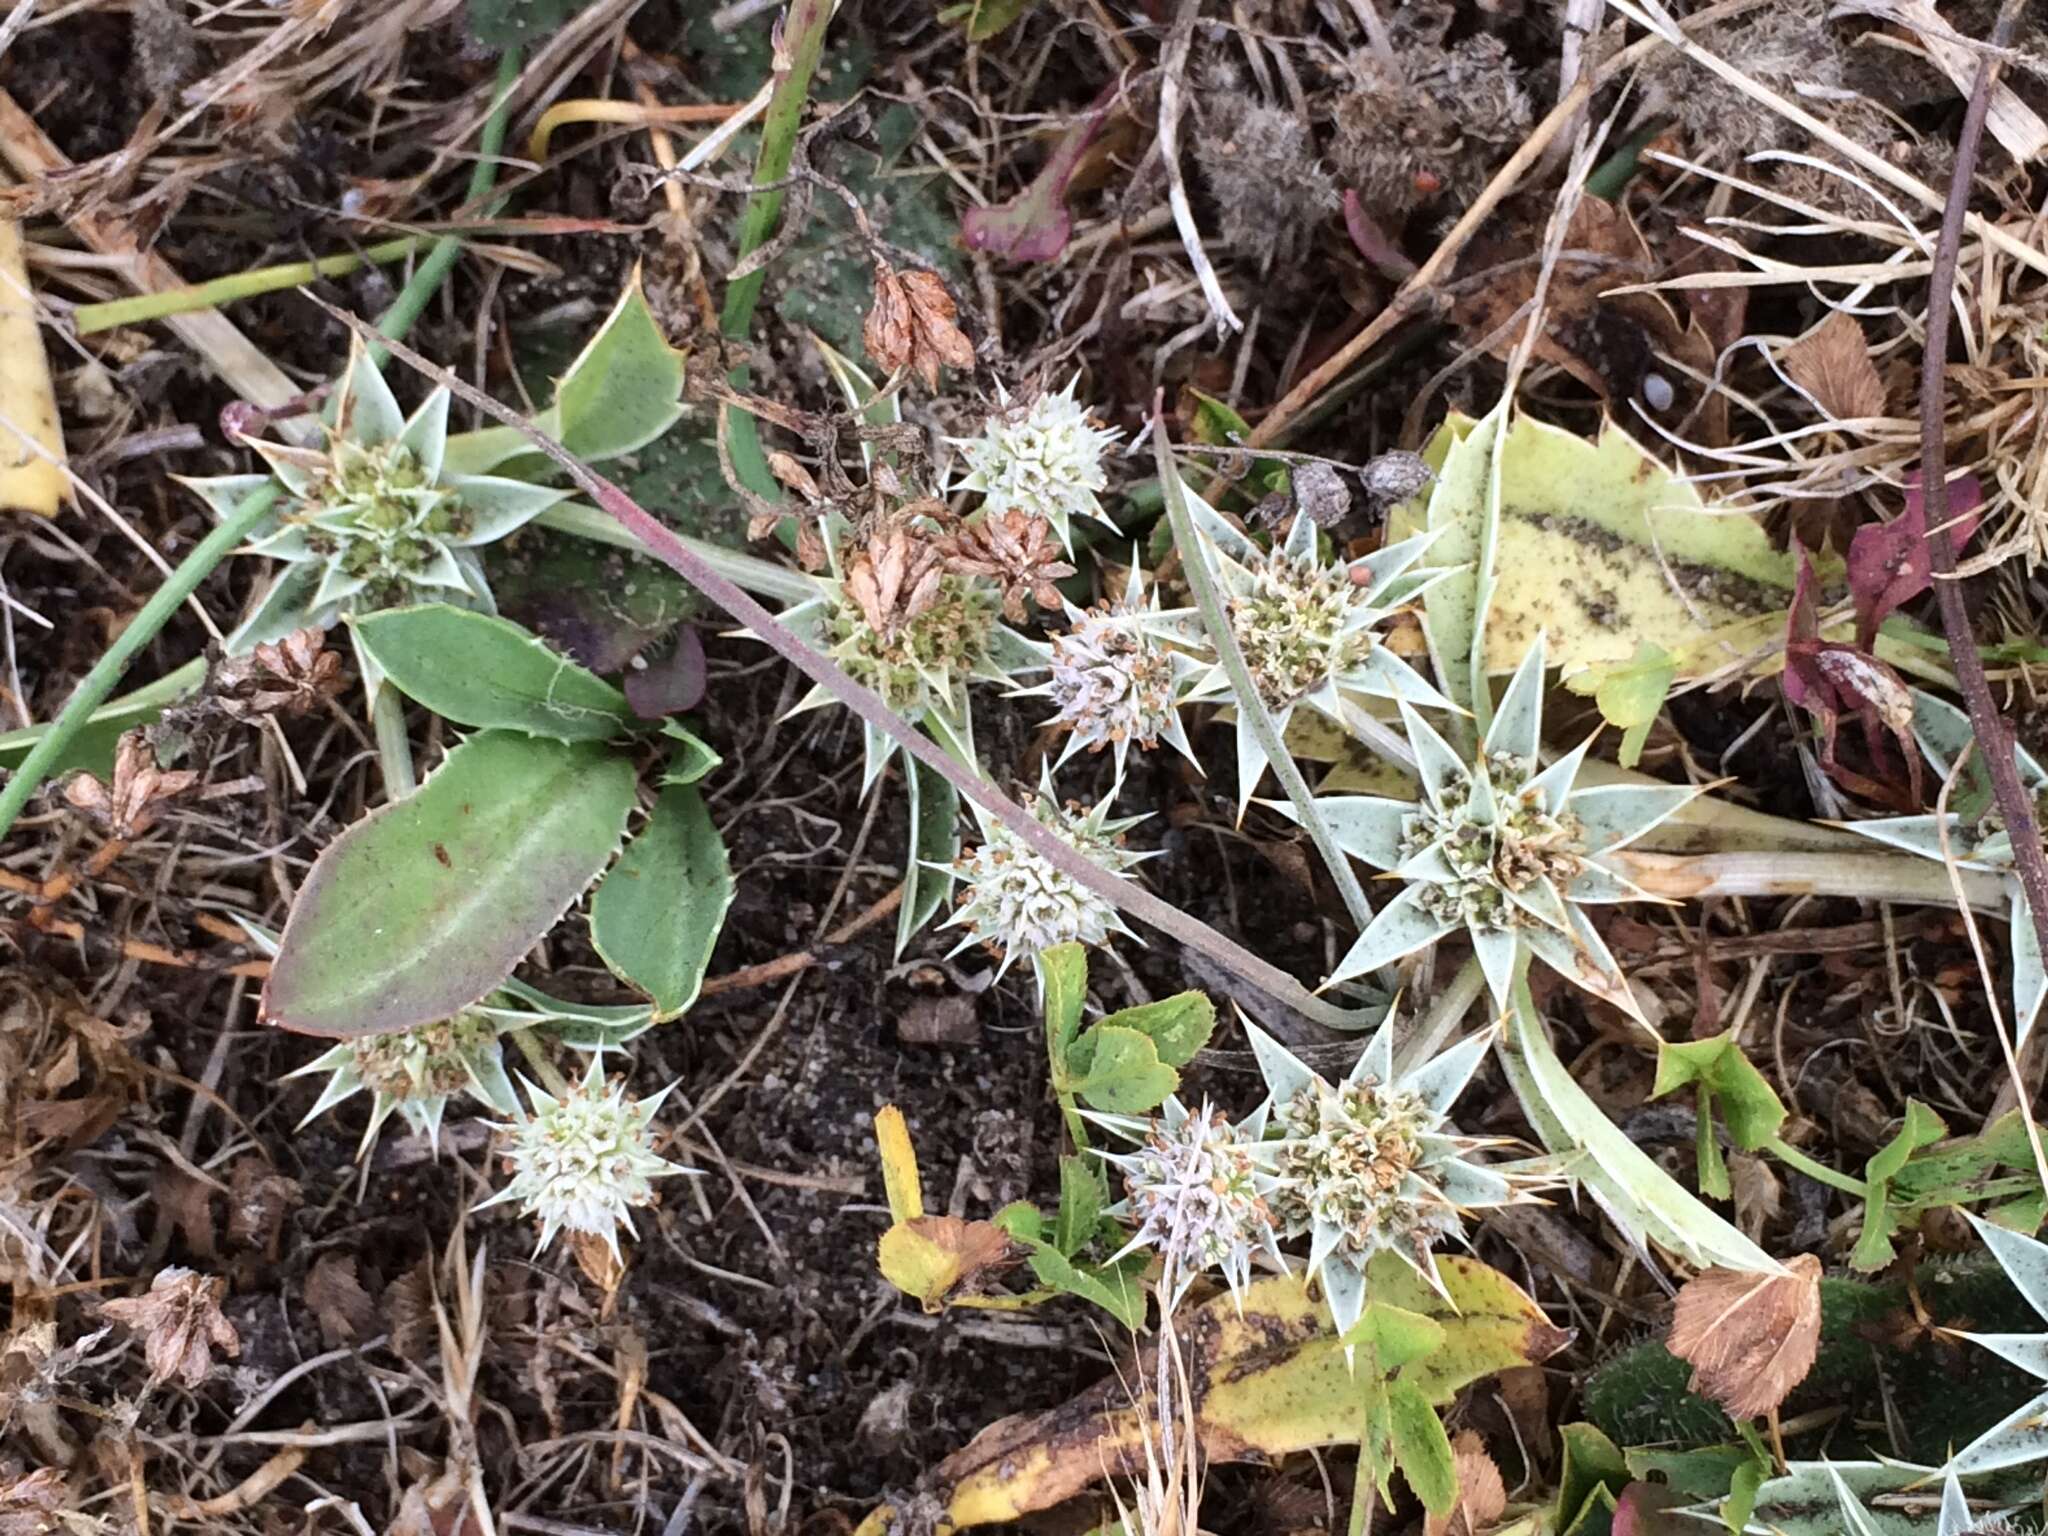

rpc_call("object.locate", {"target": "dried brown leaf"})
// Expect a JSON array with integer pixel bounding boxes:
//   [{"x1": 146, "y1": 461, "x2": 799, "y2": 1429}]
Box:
[
  {"x1": 1424, "y1": 1431, "x2": 1508, "y2": 1536},
  {"x1": 304, "y1": 1253, "x2": 378, "y2": 1348},
  {"x1": 0, "y1": 1466, "x2": 65, "y2": 1536},
  {"x1": 1782, "y1": 311, "x2": 1886, "y2": 423},
  {"x1": 226, "y1": 1156, "x2": 300, "y2": 1259},
  {"x1": 101, "y1": 1267, "x2": 239, "y2": 1389},
  {"x1": 1666, "y1": 1253, "x2": 1822, "y2": 1419},
  {"x1": 864, "y1": 263, "x2": 973, "y2": 391}
]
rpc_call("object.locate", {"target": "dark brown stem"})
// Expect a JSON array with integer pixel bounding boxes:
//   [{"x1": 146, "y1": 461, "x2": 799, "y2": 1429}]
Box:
[
  {"x1": 1917, "y1": 0, "x2": 2048, "y2": 976},
  {"x1": 305, "y1": 296, "x2": 1376, "y2": 1032}
]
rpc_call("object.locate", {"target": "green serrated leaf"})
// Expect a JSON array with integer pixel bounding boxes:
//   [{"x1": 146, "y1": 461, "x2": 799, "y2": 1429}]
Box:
[
  {"x1": 1697, "y1": 1086, "x2": 1732, "y2": 1200},
  {"x1": 1388, "y1": 1379, "x2": 1457, "y2": 1516},
  {"x1": 1867, "y1": 1099, "x2": 1950, "y2": 1182},
  {"x1": 1567, "y1": 640, "x2": 1676, "y2": 769},
  {"x1": 1041, "y1": 943, "x2": 1089, "y2": 1076},
  {"x1": 589, "y1": 784, "x2": 735, "y2": 1021},
  {"x1": 993, "y1": 1201, "x2": 1043, "y2": 1243},
  {"x1": 1095, "y1": 992, "x2": 1215, "y2": 1070},
  {"x1": 354, "y1": 605, "x2": 631, "y2": 741},
  {"x1": 1053, "y1": 1155, "x2": 1107, "y2": 1258},
  {"x1": 1652, "y1": 1032, "x2": 1787, "y2": 1152},
  {"x1": 1346, "y1": 1301, "x2": 1446, "y2": 1372},
  {"x1": 264, "y1": 731, "x2": 636, "y2": 1038},
  {"x1": 658, "y1": 724, "x2": 721, "y2": 785},
  {"x1": 1557, "y1": 1422, "x2": 1631, "y2": 1531},
  {"x1": 1025, "y1": 1244, "x2": 1147, "y2": 1330},
  {"x1": 1072, "y1": 1025, "x2": 1178, "y2": 1114}
]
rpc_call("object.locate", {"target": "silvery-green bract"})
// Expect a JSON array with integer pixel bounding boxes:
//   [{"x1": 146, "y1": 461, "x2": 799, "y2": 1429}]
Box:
[
  {"x1": 1090, "y1": 1094, "x2": 1285, "y2": 1308},
  {"x1": 1015, "y1": 561, "x2": 1199, "y2": 785},
  {"x1": 1939, "y1": 1212, "x2": 2048, "y2": 1479},
  {"x1": 1243, "y1": 1014, "x2": 1522, "y2": 1337},
  {"x1": 1144, "y1": 492, "x2": 1453, "y2": 820},
  {"x1": 178, "y1": 339, "x2": 570, "y2": 704},
  {"x1": 1840, "y1": 690, "x2": 2047, "y2": 1045},
  {"x1": 1301, "y1": 637, "x2": 1696, "y2": 1024}
]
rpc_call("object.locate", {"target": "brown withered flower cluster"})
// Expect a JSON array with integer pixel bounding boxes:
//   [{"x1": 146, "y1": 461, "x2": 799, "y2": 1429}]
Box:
[
  {"x1": 936, "y1": 507, "x2": 1076, "y2": 623},
  {"x1": 63, "y1": 733, "x2": 201, "y2": 841}
]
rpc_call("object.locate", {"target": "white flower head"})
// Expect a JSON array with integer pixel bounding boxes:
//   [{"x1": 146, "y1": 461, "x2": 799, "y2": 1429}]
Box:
[
  {"x1": 1146, "y1": 490, "x2": 1454, "y2": 820},
  {"x1": 776, "y1": 520, "x2": 1040, "y2": 793},
  {"x1": 1841, "y1": 689, "x2": 2048, "y2": 1045},
  {"x1": 479, "y1": 1059, "x2": 691, "y2": 1259},
  {"x1": 1017, "y1": 561, "x2": 1199, "y2": 783},
  {"x1": 950, "y1": 377, "x2": 1121, "y2": 553},
  {"x1": 1295, "y1": 636, "x2": 1697, "y2": 1025},
  {"x1": 288, "y1": 1008, "x2": 520, "y2": 1161},
  {"x1": 943, "y1": 765, "x2": 1152, "y2": 978},
  {"x1": 1245, "y1": 1013, "x2": 1529, "y2": 1337},
  {"x1": 1091, "y1": 1095, "x2": 1285, "y2": 1307},
  {"x1": 176, "y1": 337, "x2": 569, "y2": 704}
]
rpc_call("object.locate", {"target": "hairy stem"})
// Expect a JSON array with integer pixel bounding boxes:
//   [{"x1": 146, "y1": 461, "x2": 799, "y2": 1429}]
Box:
[
  {"x1": 0, "y1": 486, "x2": 279, "y2": 843},
  {"x1": 339, "y1": 306, "x2": 1387, "y2": 1032},
  {"x1": 1151, "y1": 417, "x2": 1380, "y2": 940}
]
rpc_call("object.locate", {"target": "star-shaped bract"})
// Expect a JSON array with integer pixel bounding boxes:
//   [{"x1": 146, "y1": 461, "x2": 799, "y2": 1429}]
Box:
[
  {"x1": 1840, "y1": 689, "x2": 2048, "y2": 1045},
  {"x1": 1306, "y1": 636, "x2": 1696, "y2": 1023},
  {"x1": 177, "y1": 338, "x2": 569, "y2": 704},
  {"x1": 1244, "y1": 1013, "x2": 1523, "y2": 1338},
  {"x1": 1145, "y1": 490, "x2": 1453, "y2": 821},
  {"x1": 1943, "y1": 1212, "x2": 2048, "y2": 1478},
  {"x1": 949, "y1": 376, "x2": 1122, "y2": 555}
]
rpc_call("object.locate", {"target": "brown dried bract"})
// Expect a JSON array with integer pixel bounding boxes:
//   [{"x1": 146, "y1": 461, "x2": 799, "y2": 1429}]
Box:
[
  {"x1": 100, "y1": 1266, "x2": 240, "y2": 1389},
  {"x1": 212, "y1": 628, "x2": 346, "y2": 720},
  {"x1": 844, "y1": 523, "x2": 947, "y2": 640},
  {"x1": 938, "y1": 509, "x2": 1076, "y2": 622},
  {"x1": 62, "y1": 731, "x2": 199, "y2": 839},
  {"x1": 1666, "y1": 1253, "x2": 1822, "y2": 1419},
  {"x1": 864, "y1": 262, "x2": 975, "y2": 392},
  {"x1": 1424, "y1": 1431, "x2": 1508, "y2": 1536},
  {"x1": 1782, "y1": 310, "x2": 1886, "y2": 425}
]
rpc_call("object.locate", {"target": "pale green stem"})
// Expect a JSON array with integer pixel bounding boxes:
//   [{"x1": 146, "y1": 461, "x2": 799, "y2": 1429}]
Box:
[
  {"x1": 75, "y1": 238, "x2": 424, "y2": 335},
  {"x1": 1347, "y1": 1458, "x2": 1376, "y2": 1536},
  {"x1": 511, "y1": 1025, "x2": 571, "y2": 1098},
  {"x1": 0, "y1": 485, "x2": 279, "y2": 844},
  {"x1": 1766, "y1": 1135, "x2": 1867, "y2": 1198},
  {"x1": 371, "y1": 686, "x2": 417, "y2": 797},
  {"x1": 1609, "y1": 848, "x2": 2011, "y2": 911},
  {"x1": 1395, "y1": 956, "x2": 1487, "y2": 1076},
  {"x1": 533, "y1": 502, "x2": 816, "y2": 605},
  {"x1": 1152, "y1": 419, "x2": 1378, "y2": 939}
]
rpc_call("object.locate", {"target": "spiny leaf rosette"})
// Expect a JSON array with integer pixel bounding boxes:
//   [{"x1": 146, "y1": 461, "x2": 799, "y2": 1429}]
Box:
[
  {"x1": 1146, "y1": 491, "x2": 1453, "y2": 818},
  {"x1": 1841, "y1": 689, "x2": 2048, "y2": 1044},
  {"x1": 1091, "y1": 1095, "x2": 1284, "y2": 1307},
  {"x1": 1302, "y1": 637, "x2": 1697, "y2": 1025},
  {"x1": 479, "y1": 1060, "x2": 690, "y2": 1259},
  {"x1": 777, "y1": 519, "x2": 1039, "y2": 792},
  {"x1": 944, "y1": 767, "x2": 1152, "y2": 979},
  {"x1": 949, "y1": 377, "x2": 1122, "y2": 554},
  {"x1": 177, "y1": 339, "x2": 568, "y2": 703},
  {"x1": 1018, "y1": 562, "x2": 1199, "y2": 785}
]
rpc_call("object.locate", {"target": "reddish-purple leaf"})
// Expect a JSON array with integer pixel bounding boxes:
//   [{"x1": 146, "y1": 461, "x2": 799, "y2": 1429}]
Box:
[
  {"x1": 960, "y1": 85, "x2": 1114, "y2": 264},
  {"x1": 1848, "y1": 470, "x2": 1981, "y2": 650},
  {"x1": 1613, "y1": 1482, "x2": 1691, "y2": 1536},
  {"x1": 1343, "y1": 189, "x2": 1417, "y2": 280},
  {"x1": 1783, "y1": 546, "x2": 1924, "y2": 809},
  {"x1": 625, "y1": 625, "x2": 707, "y2": 719}
]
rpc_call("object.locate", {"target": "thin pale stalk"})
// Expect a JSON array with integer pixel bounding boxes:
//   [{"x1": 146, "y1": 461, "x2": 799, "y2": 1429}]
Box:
[
  {"x1": 1395, "y1": 957, "x2": 1486, "y2": 1076},
  {"x1": 75, "y1": 238, "x2": 424, "y2": 335},
  {"x1": 510, "y1": 1026, "x2": 571, "y2": 1099},
  {"x1": 1608, "y1": 848, "x2": 2011, "y2": 910},
  {"x1": 1765, "y1": 1135, "x2": 1868, "y2": 1198},
  {"x1": 0, "y1": 485, "x2": 279, "y2": 843},
  {"x1": 371, "y1": 686, "x2": 417, "y2": 798},
  {"x1": 533, "y1": 502, "x2": 815, "y2": 604},
  {"x1": 336, "y1": 305, "x2": 1386, "y2": 1033},
  {"x1": 1150, "y1": 417, "x2": 1379, "y2": 939}
]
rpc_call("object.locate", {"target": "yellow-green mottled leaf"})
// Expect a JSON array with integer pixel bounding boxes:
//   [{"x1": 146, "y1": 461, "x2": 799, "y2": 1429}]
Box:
[{"x1": 1388, "y1": 1380, "x2": 1458, "y2": 1515}]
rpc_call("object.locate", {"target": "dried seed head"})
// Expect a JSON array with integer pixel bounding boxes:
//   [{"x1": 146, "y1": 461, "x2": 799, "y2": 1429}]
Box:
[
  {"x1": 1045, "y1": 608, "x2": 1180, "y2": 760},
  {"x1": 288, "y1": 1009, "x2": 517, "y2": 1160},
  {"x1": 100, "y1": 1267, "x2": 239, "y2": 1389},
  {"x1": 62, "y1": 731, "x2": 199, "y2": 839}
]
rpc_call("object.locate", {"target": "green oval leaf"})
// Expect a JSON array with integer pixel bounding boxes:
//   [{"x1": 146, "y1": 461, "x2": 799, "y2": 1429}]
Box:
[
  {"x1": 590, "y1": 783, "x2": 735, "y2": 1021},
  {"x1": 354, "y1": 605, "x2": 631, "y2": 741},
  {"x1": 1388, "y1": 1379, "x2": 1457, "y2": 1516},
  {"x1": 555, "y1": 273, "x2": 685, "y2": 462},
  {"x1": 264, "y1": 731, "x2": 635, "y2": 1038},
  {"x1": 1097, "y1": 991, "x2": 1215, "y2": 1070},
  {"x1": 1072, "y1": 1024, "x2": 1178, "y2": 1114}
]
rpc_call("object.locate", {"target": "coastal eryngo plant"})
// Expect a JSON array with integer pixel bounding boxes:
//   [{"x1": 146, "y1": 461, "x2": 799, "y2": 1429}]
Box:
[
  {"x1": 177, "y1": 340, "x2": 568, "y2": 703},
  {"x1": 479, "y1": 1059, "x2": 689, "y2": 1259},
  {"x1": 288, "y1": 1006, "x2": 519, "y2": 1159},
  {"x1": 950, "y1": 377, "x2": 1121, "y2": 554},
  {"x1": 1091, "y1": 1095, "x2": 1283, "y2": 1307},
  {"x1": 1302, "y1": 637, "x2": 1696, "y2": 1023},
  {"x1": 1147, "y1": 491, "x2": 1453, "y2": 818},
  {"x1": 1245, "y1": 1016, "x2": 1526, "y2": 1337},
  {"x1": 778, "y1": 519, "x2": 1040, "y2": 791},
  {"x1": 1018, "y1": 561, "x2": 1198, "y2": 784},
  {"x1": 944, "y1": 767, "x2": 1151, "y2": 978},
  {"x1": 1841, "y1": 690, "x2": 2047, "y2": 1045},
  {"x1": 1934, "y1": 1212, "x2": 2048, "y2": 1478}
]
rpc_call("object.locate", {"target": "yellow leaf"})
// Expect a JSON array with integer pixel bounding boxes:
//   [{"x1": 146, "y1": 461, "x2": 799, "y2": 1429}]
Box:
[
  {"x1": 876, "y1": 1216, "x2": 1014, "y2": 1313},
  {"x1": 0, "y1": 220, "x2": 66, "y2": 518},
  {"x1": 874, "y1": 1105, "x2": 923, "y2": 1223}
]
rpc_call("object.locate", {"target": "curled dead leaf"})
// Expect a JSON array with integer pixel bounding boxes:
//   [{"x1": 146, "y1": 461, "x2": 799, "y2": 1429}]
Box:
[
  {"x1": 304, "y1": 1252, "x2": 378, "y2": 1349},
  {"x1": 877, "y1": 1215, "x2": 1018, "y2": 1311},
  {"x1": 1781, "y1": 311, "x2": 1886, "y2": 424},
  {"x1": 1666, "y1": 1253, "x2": 1821, "y2": 1419},
  {"x1": 100, "y1": 1266, "x2": 239, "y2": 1389},
  {"x1": 863, "y1": 263, "x2": 974, "y2": 391}
]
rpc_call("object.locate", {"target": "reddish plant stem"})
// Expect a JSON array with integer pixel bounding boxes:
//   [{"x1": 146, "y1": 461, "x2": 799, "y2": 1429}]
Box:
[
  {"x1": 310, "y1": 299, "x2": 1376, "y2": 1033},
  {"x1": 1916, "y1": 0, "x2": 2048, "y2": 972}
]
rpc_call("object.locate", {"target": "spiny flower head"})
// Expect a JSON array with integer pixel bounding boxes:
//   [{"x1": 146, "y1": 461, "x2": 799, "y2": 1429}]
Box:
[
  {"x1": 1246, "y1": 1014, "x2": 1527, "y2": 1336},
  {"x1": 777, "y1": 518, "x2": 1039, "y2": 793},
  {"x1": 288, "y1": 1007, "x2": 518, "y2": 1160},
  {"x1": 1145, "y1": 490, "x2": 1452, "y2": 819},
  {"x1": 1841, "y1": 689, "x2": 2048, "y2": 1044},
  {"x1": 1018, "y1": 562, "x2": 1198, "y2": 782},
  {"x1": 950, "y1": 377, "x2": 1121, "y2": 553},
  {"x1": 1298, "y1": 636, "x2": 1696, "y2": 1025},
  {"x1": 1092, "y1": 1095, "x2": 1284, "y2": 1306},
  {"x1": 944, "y1": 767, "x2": 1152, "y2": 978},
  {"x1": 176, "y1": 338, "x2": 568, "y2": 703},
  {"x1": 479, "y1": 1060, "x2": 690, "y2": 1259}
]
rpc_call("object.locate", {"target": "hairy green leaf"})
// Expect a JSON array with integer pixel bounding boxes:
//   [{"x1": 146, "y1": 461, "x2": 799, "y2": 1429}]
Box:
[
  {"x1": 354, "y1": 605, "x2": 631, "y2": 741},
  {"x1": 590, "y1": 784, "x2": 735, "y2": 1020}
]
